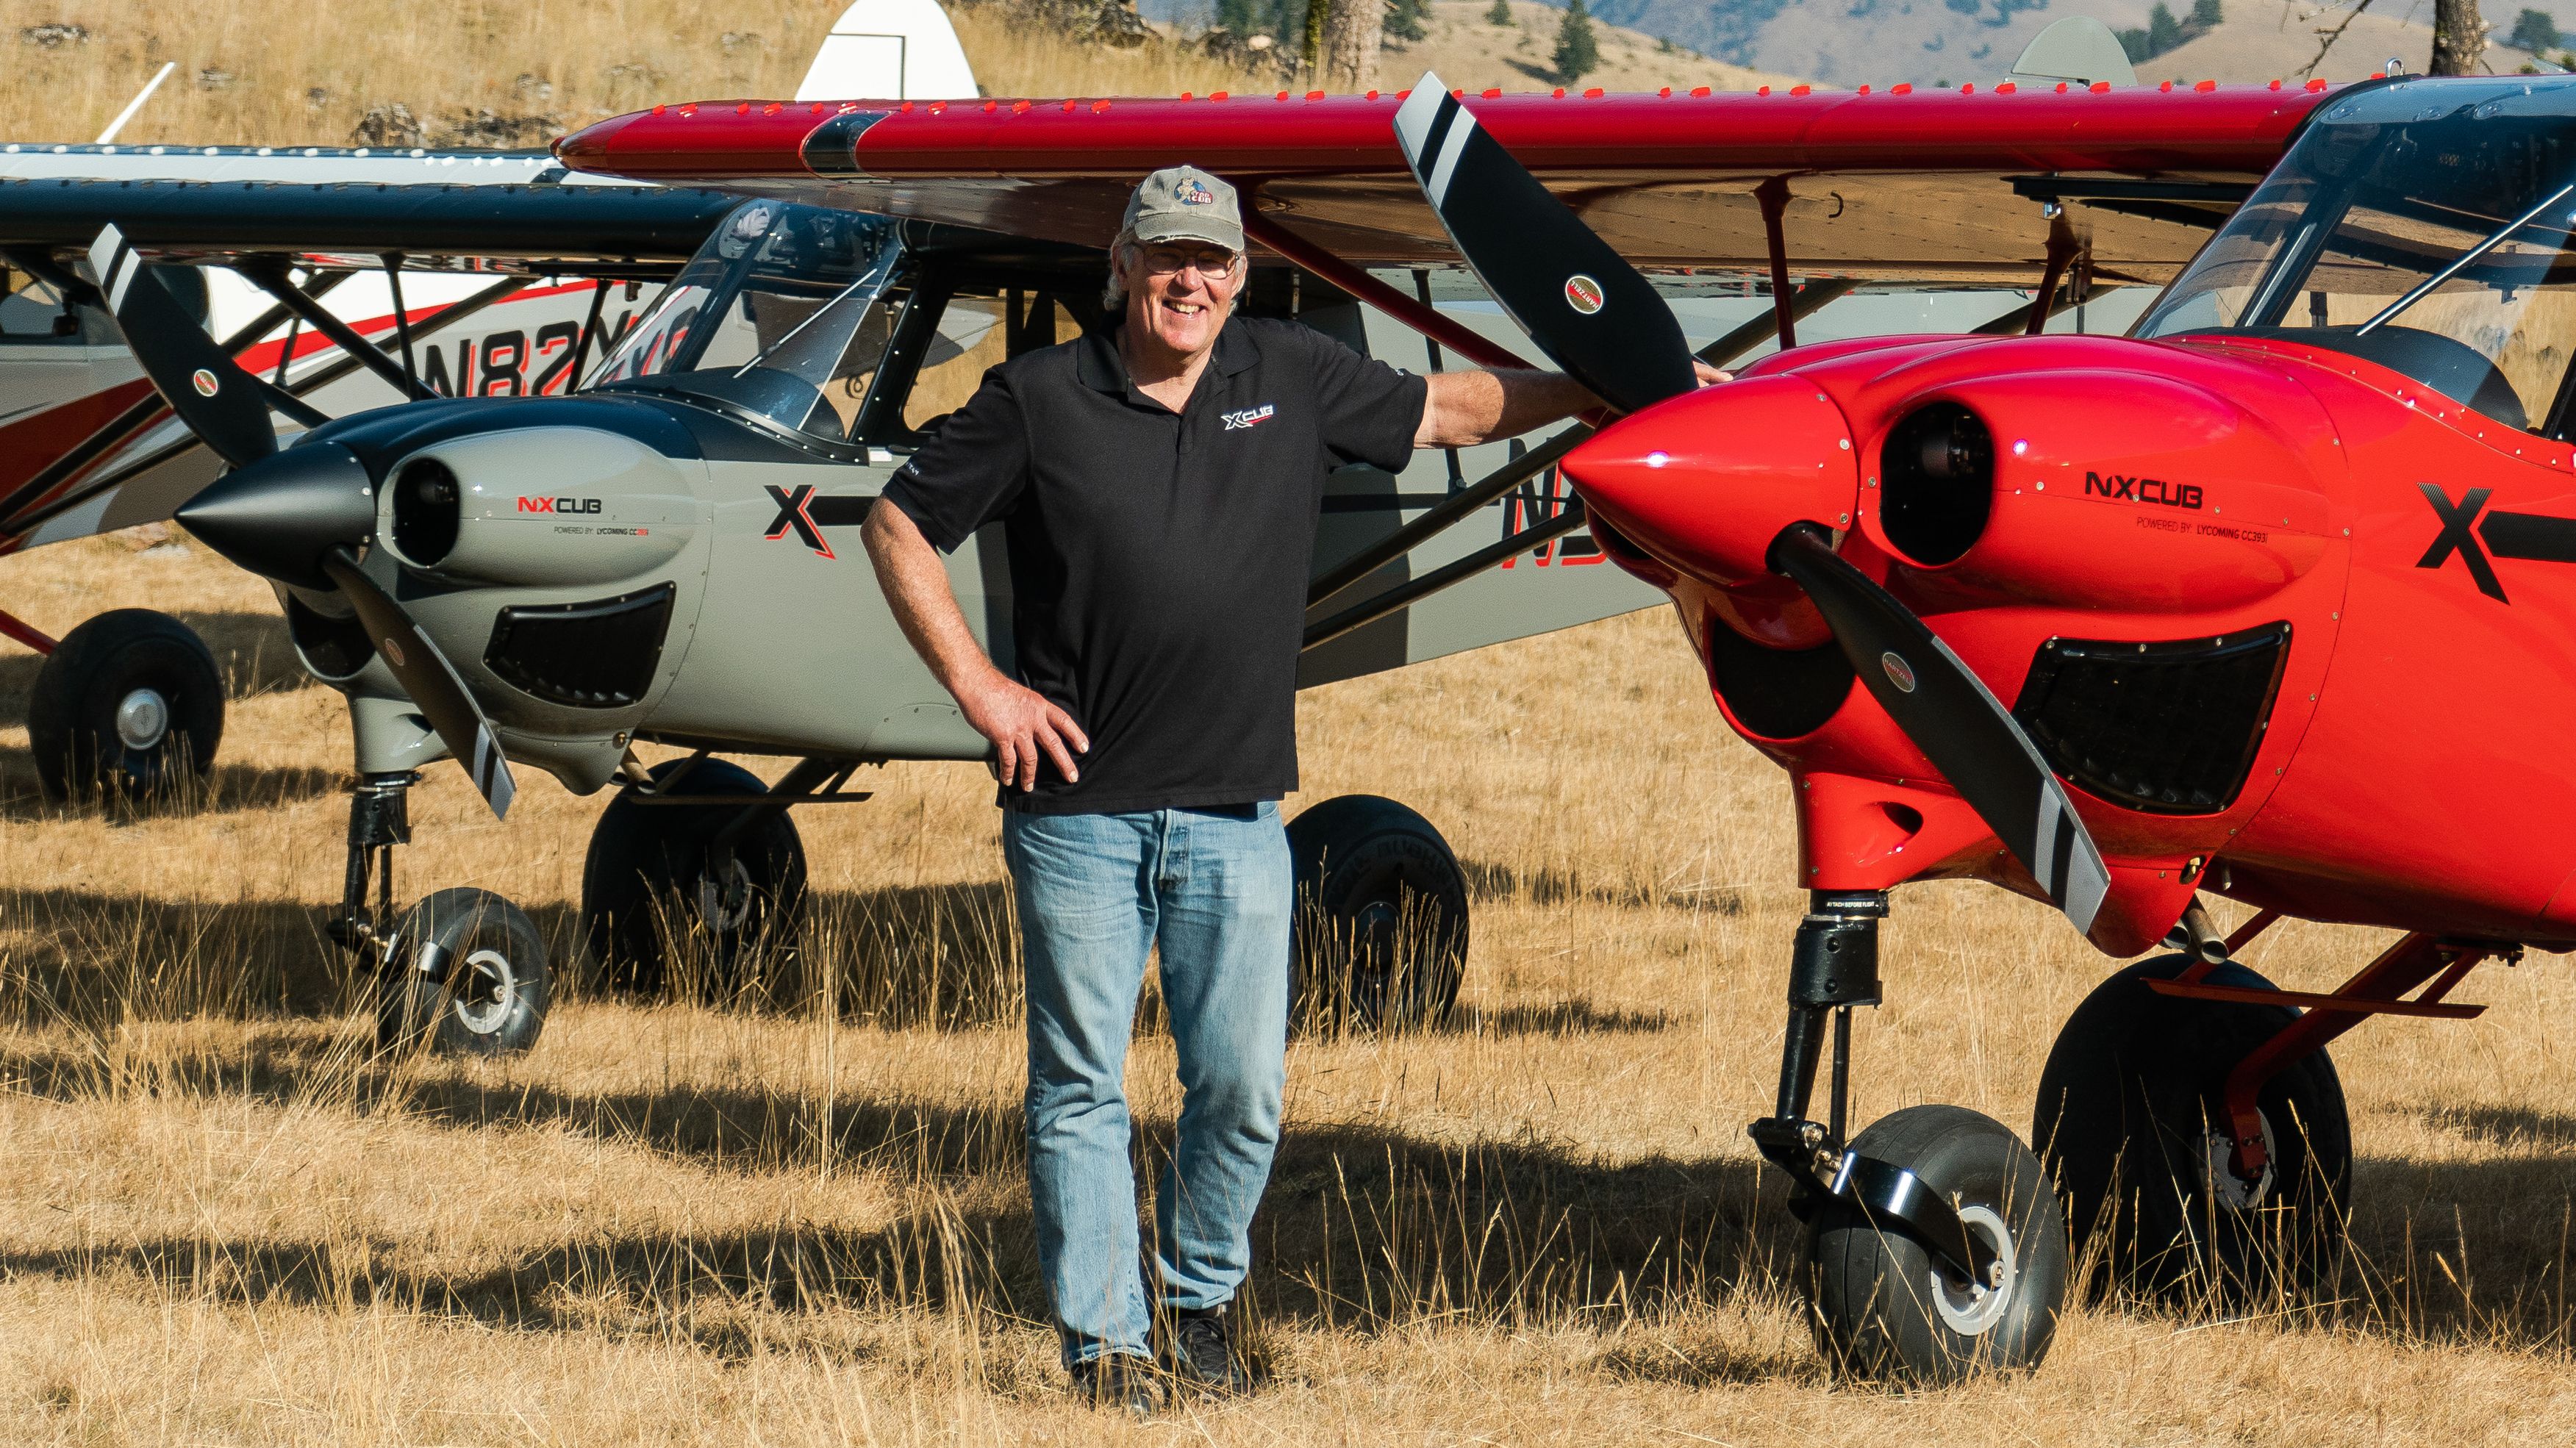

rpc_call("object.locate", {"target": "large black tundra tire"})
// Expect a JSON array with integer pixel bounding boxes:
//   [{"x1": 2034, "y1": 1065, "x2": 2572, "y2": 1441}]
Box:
[
  {"x1": 2033, "y1": 955, "x2": 2352, "y2": 1306},
  {"x1": 28, "y1": 609, "x2": 223, "y2": 803},
  {"x1": 1286, "y1": 794, "x2": 1469, "y2": 1031},
  {"x1": 579, "y1": 758, "x2": 807, "y2": 998}
]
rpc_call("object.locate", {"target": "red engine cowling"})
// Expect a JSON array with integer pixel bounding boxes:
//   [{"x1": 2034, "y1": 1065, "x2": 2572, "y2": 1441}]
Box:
[{"x1": 1565, "y1": 334, "x2": 2356, "y2": 956}]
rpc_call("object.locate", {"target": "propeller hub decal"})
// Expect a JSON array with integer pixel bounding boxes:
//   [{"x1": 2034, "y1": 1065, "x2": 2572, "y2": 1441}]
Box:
[
  {"x1": 382, "y1": 638, "x2": 406, "y2": 668},
  {"x1": 1564, "y1": 274, "x2": 1604, "y2": 314},
  {"x1": 190, "y1": 368, "x2": 219, "y2": 398},
  {"x1": 1881, "y1": 651, "x2": 1917, "y2": 693}
]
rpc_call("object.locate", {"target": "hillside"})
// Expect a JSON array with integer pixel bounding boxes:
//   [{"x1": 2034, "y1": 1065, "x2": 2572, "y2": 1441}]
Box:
[
  {"x1": 1371, "y1": 0, "x2": 1799, "y2": 91},
  {"x1": 2149, "y1": 2, "x2": 2539, "y2": 83},
  {"x1": 1569, "y1": 0, "x2": 2543, "y2": 87}
]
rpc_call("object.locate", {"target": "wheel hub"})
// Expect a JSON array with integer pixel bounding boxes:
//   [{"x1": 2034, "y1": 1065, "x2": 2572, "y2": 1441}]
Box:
[
  {"x1": 2204, "y1": 1112, "x2": 2279, "y2": 1211},
  {"x1": 1352, "y1": 898, "x2": 1399, "y2": 967},
  {"x1": 454, "y1": 947, "x2": 517, "y2": 1035},
  {"x1": 114, "y1": 687, "x2": 170, "y2": 751},
  {"x1": 695, "y1": 858, "x2": 758, "y2": 936},
  {"x1": 1931, "y1": 1204, "x2": 2018, "y2": 1337}
]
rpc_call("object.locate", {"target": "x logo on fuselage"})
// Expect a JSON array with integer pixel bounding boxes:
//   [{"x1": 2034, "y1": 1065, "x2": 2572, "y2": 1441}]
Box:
[{"x1": 2415, "y1": 483, "x2": 2576, "y2": 604}]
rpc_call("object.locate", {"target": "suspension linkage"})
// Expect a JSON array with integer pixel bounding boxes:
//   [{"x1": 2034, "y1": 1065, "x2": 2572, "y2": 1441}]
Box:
[{"x1": 1748, "y1": 889, "x2": 2003, "y2": 1291}]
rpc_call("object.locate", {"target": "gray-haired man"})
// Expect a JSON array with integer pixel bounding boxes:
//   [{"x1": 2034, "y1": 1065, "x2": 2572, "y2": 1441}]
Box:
[{"x1": 863, "y1": 165, "x2": 1706, "y2": 1411}]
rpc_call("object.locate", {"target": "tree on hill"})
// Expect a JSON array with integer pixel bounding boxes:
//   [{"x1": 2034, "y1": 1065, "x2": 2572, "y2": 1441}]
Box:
[
  {"x1": 2119, "y1": 0, "x2": 2215, "y2": 62},
  {"x1": 2512, "y1": 6, "x2": 2561, "y2": 50},
  {"x1": 1553, "y1": 0, "x2": 1600, "y2": 80},
  {"x1": 1486, "y1": 0, "x2": 1514, "y2": 25},
  {"x1": 1387, "y1": 0, "x2": 1429, "y2": 41}
]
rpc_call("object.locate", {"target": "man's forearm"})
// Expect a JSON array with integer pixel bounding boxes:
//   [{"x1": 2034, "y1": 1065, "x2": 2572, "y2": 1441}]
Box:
[
  {"x1": 1417, "y1": 368, "x2": 1595, "y2": 448},
  {"x1": 862, "y1": 498, "x2": 998, "y2": 694}
]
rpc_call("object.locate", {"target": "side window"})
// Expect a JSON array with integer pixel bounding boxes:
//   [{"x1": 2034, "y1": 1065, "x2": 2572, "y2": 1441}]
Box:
[
  {"x1": 901, "y1": 293, "x2": 1010, "y2": 431},
  {"x1": 0, "y1": 269, "x2": 79, "y2": 344},
  {"x1": 748, "y1": 290, "x2": 894, "y2": 437}
]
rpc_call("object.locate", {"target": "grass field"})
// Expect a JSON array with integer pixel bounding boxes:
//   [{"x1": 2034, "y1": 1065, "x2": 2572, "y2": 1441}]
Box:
[
  {"x1": 9, "y1": 1, "x2": 2576, "y2": 1442},
  {"x1": 3, "y1": 535, "x2": 2576, "y2": 1444}
]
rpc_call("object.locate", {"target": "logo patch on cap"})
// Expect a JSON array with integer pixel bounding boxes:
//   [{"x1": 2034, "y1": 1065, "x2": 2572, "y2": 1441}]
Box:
[
  {"x1": 1563, "y1": 274, "x2": 1604, "y2": 315},
  {"x1": 1178, "y1": 178, "x2": 1217, "y2": 206},
  {"x1": 190, "y1": 368, "x2": 219, "y2": 398}
]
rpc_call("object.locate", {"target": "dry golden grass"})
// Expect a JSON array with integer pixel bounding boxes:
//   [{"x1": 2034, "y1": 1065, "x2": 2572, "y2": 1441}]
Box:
[
  {"x1": 0, "y1": 534, "x2": 2573, "y2": 1444},
  {"x1": 0, "y1": 0, "x2": 1287, "y2": 147},
  {"x1": 0, "y1": 0, "x2": 1777, "y2": 151},
  {"x1": 5, "y1": 7, "x2": 2576, "y2": 1444}
]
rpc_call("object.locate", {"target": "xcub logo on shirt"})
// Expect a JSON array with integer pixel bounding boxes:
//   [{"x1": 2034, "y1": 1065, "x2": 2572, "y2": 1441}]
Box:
[{"x1": 1221, "y1": 404, "x2": 1276, "y2": 431}]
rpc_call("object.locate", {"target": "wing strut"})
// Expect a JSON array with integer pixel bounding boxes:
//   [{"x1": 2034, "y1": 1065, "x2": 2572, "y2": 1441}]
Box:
[
  {"x1": 1756, "y1": 176, "x2": 1800, "y2": 350},
  {"x1": 1303, "y1": 500, "x2": 1591, "y2": 651},
  {"x1": 6, "y1": 271, "x2": 529, "y2": 542},
  {"x1": 237, "y1": 258, "x2": 437, "y2": 401},
  {"x1": 1238, "y1": 209, "x2": 1531, "y2": 373}
]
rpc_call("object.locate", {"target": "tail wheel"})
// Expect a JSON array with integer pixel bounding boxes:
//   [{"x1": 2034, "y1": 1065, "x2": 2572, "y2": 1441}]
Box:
[
  {"x1": 28, "y1": 609, "x2": 224, "y2": 803},
  {"x1": 579, "y1": 758, "x2": 807, "y2": 998},
  {"x1": 378, "y1": 887, "x2": 551, "y2": 1056},
  {"x1": 2034, "y1": 955, "x2": 2351, "y2": 1305},
  {"x1": 1806, "y1": 1105, "x2": 2070, "y2": 1384},
  {"x1": 1286, "y1": 794, "x2": 1468, "y2": 1031}
]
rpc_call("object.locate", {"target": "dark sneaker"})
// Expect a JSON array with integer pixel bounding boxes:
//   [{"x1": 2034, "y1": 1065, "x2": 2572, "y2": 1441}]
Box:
[
  {"x1": 1164, "y1": 1305, "x2": 1259, "y2": 1397},
  {"x1": 1070, "y1": 1353, "x2": 1164, "y2": 1417}
]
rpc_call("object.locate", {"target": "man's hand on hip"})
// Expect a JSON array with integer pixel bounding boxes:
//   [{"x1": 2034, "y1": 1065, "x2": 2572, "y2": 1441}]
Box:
[{"x1": 956, "y1": 667, "x2": 1090, "y2": 791}]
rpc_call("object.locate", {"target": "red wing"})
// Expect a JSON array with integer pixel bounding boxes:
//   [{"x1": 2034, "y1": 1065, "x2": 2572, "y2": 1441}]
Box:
[{"x1": 559, "y1": 85, "x2": 2331, "y2": 282}]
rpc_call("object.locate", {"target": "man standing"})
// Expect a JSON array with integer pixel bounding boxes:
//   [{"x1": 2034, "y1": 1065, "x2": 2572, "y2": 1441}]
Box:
[{"x1": 862, "y1": 165, "x2": 1711, "y2": 1411}]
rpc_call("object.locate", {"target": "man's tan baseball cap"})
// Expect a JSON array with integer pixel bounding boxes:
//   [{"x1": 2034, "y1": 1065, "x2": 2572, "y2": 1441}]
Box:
[{"x1": 1122, "y1": 165, "x2": 1243, "y2": 254}]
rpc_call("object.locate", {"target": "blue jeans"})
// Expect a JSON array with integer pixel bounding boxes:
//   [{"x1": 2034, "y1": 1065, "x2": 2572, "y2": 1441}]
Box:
[{"x1": 1001, "y1": 803, "x2": 1292, "y2": 1369}]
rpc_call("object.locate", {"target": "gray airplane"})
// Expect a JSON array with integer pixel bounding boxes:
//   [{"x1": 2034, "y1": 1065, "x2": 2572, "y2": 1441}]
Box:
[{"x1": 94, "y1": 199, "x2": 1660, "y2": 1054}]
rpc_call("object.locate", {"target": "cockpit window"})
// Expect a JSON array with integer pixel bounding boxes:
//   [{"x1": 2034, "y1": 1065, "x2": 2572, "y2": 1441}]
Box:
[
  {"x1": 590, "y1": 201, "x2": 904, "y2": 444},
  {"x1": 2137, "y1": 79, "x2": 2576, "y2": 431}
]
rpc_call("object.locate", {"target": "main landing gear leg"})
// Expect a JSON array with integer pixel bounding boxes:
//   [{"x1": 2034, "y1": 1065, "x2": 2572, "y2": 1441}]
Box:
[{"x1": 1749, "y1": 890, "x2": 2069, "y2": 1383}]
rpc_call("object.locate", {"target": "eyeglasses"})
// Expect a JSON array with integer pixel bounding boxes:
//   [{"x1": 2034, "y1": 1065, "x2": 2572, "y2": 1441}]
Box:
[{"x1": 1139, "y1": 245, "x2": 1239, "y2": 280}]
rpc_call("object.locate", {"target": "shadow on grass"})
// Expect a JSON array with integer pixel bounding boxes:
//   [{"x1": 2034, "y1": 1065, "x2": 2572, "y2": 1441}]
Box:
[
  {"x1": 1459, "y1": 859, "x2": 1792, "y2": 916},
  {"x1": 1435, "y1": 998, "x2": 1683, "y2": 1036},
  {"x1": 0, "y1": 760, "x2": 343, "y2": 822},
  {"x1": 21, "y1": 1002, "x2": 2576, "y2": 1367},
  {"x1": 2417, "y1": 1103, "x2": 2576, "y2": 1151},
  {"x1": 0, "y1": 1092, "x2": 1797, "y2": 1363},
  {"x1": 0, "y1": 888, "x2": 579, "y2": 1030}
]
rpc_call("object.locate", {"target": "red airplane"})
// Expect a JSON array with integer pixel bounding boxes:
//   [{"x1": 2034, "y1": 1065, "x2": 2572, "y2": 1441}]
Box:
[{"x1": 562, "y1": 71, "x2": 2576, "y2": 1381}]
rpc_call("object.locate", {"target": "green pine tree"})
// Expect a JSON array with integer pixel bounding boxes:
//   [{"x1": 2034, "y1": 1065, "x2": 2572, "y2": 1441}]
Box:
[
  {"x1": 2512, "y1": 6, "x2": 2561, "y2": 49},
  {"x1": 2146, "y1": 1, "x2": 2182, "y2": 54},
  {"x1": 2189, "y1": 0, "x2": 2222, "y2": 27},
  {"x1": 1553, "y1": 0, "x2": 1600, "y2": 80},
  {"x1": 1387, "y1": 0, "x2": 1429, "y2": 40},
  {"x1": 1485, "y1": 0, "x2": 1514, "y2": 25}
]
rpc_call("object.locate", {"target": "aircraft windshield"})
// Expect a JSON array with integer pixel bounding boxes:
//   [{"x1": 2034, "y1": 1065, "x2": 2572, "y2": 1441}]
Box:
[
  {"x1": 2136, "y1": 78, "x2": 2576, "y2": 431},
  {"x1": 591, "y1": 200, "x2": 904, "y2": 443}
]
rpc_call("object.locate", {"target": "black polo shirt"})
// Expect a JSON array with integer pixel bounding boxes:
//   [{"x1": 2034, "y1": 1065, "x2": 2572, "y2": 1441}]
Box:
[{"x1": 881, "y1": 315, "x2": 1428, "y2": 814}]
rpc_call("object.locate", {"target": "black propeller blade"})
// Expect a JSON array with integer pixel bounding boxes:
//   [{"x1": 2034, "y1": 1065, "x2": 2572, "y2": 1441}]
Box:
[
  {"x1": 319, "y1": 548, "x2": 518, "y2": 820},
  {"x1": 1770, "y1": 526, "x2": 2108, "y2": 934},
  {"x1": 1390, "y1": 74, "x2": 1697, "y2": 414},
  {"x1": 85, "y1": 225, "x2": 279, "y2": 469}
]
